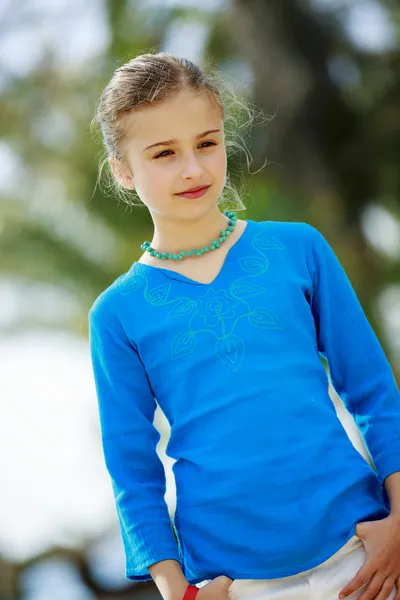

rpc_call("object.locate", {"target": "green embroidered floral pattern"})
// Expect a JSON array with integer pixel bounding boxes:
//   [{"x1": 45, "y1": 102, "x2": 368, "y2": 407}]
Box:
[
  {"x1": 120, "y1": 228, "x2": 286, "y2": 371},
  {"x1": 196, "y1": 289, "x2": 239, "y2": 327}
]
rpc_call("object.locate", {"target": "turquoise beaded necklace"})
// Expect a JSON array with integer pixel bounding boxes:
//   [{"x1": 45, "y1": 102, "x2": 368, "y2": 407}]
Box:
[{"x1": 140, "y1": 210, "x2": 237, "y2": 261}]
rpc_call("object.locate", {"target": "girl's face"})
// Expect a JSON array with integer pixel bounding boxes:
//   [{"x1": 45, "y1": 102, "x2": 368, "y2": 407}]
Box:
[{"x1": 113, "y1": 88, "x2": 227, "y2": 221}]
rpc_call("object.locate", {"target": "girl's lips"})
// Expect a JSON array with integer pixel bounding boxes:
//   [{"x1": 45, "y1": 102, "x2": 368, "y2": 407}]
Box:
[{"x1": 175, "y1": 185, "x2": 210, "y2": 199}]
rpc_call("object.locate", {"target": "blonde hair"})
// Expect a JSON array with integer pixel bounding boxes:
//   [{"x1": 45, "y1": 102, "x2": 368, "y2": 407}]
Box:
[{"x1": 91, "y1": 51, "x2": 268, "y2": 211}]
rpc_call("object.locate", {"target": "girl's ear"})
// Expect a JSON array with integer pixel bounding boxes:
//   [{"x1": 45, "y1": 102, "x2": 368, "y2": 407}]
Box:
[{"x1": 108, "y1": 156, "x2": 135, "y2": 190}]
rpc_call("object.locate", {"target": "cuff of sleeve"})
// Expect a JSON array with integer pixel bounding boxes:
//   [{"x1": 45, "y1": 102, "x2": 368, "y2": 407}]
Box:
[
  {"x1": 125, "y1": 544, "x2": 182, "y2": 582},
  {"x1": 375, "y1": 455, "x2": 400, "y2": 486}
]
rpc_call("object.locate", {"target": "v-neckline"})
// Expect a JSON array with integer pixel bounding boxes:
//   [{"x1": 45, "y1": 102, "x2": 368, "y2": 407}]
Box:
[{"x1": 131, "y1": 219, "x2": 252, "y2": 286}]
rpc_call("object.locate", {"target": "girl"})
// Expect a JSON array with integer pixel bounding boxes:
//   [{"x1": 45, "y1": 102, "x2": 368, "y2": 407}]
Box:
[{"x1": 88, "y1": 52, "x2": 400, "y2": 600}]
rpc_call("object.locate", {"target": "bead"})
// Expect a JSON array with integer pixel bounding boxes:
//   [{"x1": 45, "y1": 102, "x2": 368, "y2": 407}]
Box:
[{"x1": 139, "y1": 211, "x2": 239, "y2": 260}]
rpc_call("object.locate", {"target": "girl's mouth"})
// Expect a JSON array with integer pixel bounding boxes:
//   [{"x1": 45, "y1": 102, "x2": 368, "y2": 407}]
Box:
[{"x1": 175, "y1": 185, "x2": 211, "y2": 199}]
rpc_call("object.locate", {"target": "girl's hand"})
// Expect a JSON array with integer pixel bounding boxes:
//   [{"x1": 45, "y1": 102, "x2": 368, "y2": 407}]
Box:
[
  {"x1": 338, "y1": 514, "x2": 400, "y2": 600},
  {"x1": 197, "y1": 576, "x2": 234, "y2": 600}
]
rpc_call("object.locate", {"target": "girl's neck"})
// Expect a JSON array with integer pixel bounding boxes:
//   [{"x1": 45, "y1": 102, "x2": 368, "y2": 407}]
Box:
[{"x1": 149, "y1": 207, "x2": 230, "y2": 254}]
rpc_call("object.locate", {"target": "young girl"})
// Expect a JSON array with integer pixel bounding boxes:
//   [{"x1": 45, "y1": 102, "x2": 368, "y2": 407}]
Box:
[{"x1": 88, "y1": 52, "x2": 400, "y2": 600}]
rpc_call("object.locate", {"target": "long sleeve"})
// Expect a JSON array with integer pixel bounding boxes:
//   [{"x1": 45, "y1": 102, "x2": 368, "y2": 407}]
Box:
[
  {"x1": 307, "y1": 225, "x2": 400, "y2": 491},
  {"x1": 88, "y1": 307, "x2": 181, "y2": 581}
]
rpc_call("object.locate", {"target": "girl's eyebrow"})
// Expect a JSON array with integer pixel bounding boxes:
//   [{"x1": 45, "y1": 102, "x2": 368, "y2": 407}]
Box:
[{"x1": 143, "y1": 129, "x2": 221, "y2": 152}]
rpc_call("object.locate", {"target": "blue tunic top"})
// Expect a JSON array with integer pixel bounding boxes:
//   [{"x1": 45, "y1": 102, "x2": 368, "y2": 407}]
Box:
[{"x1": 88, "y1": 218, "x2": 400, "y2": 584}]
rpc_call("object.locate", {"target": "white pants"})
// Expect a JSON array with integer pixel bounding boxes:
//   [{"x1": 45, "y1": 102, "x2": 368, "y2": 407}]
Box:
[{"x1": 198, "y1": 534, "x2": 397, "y2": 599}]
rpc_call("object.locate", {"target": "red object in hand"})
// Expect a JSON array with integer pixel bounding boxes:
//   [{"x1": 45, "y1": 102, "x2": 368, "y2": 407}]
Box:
[{"x1": 183, "y1": 584, "x2": 200, "y2": 600}]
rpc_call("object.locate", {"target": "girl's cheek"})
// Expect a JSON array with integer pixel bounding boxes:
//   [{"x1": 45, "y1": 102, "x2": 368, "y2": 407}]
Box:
[{"x1": 209, "y1": 148, "x2": 226, "y2": 168}]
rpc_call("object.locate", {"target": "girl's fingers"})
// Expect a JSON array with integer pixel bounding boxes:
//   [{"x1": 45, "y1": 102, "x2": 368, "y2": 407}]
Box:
[{"x1": 339, "y1": 561, "x2": 376, "y2": 599}]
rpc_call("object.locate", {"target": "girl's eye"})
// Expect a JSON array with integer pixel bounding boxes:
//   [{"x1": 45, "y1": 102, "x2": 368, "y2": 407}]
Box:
[
  {"x1": 199, "y1": 141, "x2": 216, "y2": 149},
  {"x1": 154, "y1": 141, "x2": 216, "y2": 159},
  {"x1": 154, "y1": 150, "x2": 173, "y2": 159}
]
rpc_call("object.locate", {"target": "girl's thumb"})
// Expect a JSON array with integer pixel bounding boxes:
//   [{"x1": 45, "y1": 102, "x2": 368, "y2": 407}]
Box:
[{"x1": 210, "y1": 576, "x2": 234, "y2": 588}]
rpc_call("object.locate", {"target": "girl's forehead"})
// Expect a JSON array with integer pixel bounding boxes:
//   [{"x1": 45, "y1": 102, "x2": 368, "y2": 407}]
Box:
[{"x1": 120, "y1": 90, "x2": 223, "y2": 147}]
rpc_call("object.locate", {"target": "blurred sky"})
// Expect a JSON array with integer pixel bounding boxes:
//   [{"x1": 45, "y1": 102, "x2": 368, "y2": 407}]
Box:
[{"x1": 1, "y1": 0, "x2": 400, "y2": 594}]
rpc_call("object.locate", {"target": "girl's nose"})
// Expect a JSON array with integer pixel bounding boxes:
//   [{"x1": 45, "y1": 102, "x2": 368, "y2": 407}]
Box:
[{"x1": 180, "y1": 153, "x2": 204, "y2": 178}]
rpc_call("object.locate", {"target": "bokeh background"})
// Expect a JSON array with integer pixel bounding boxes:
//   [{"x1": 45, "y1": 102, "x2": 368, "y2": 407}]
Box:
[{"x1": 1, "y1": 0, "x2": 400, "y2": 598}]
